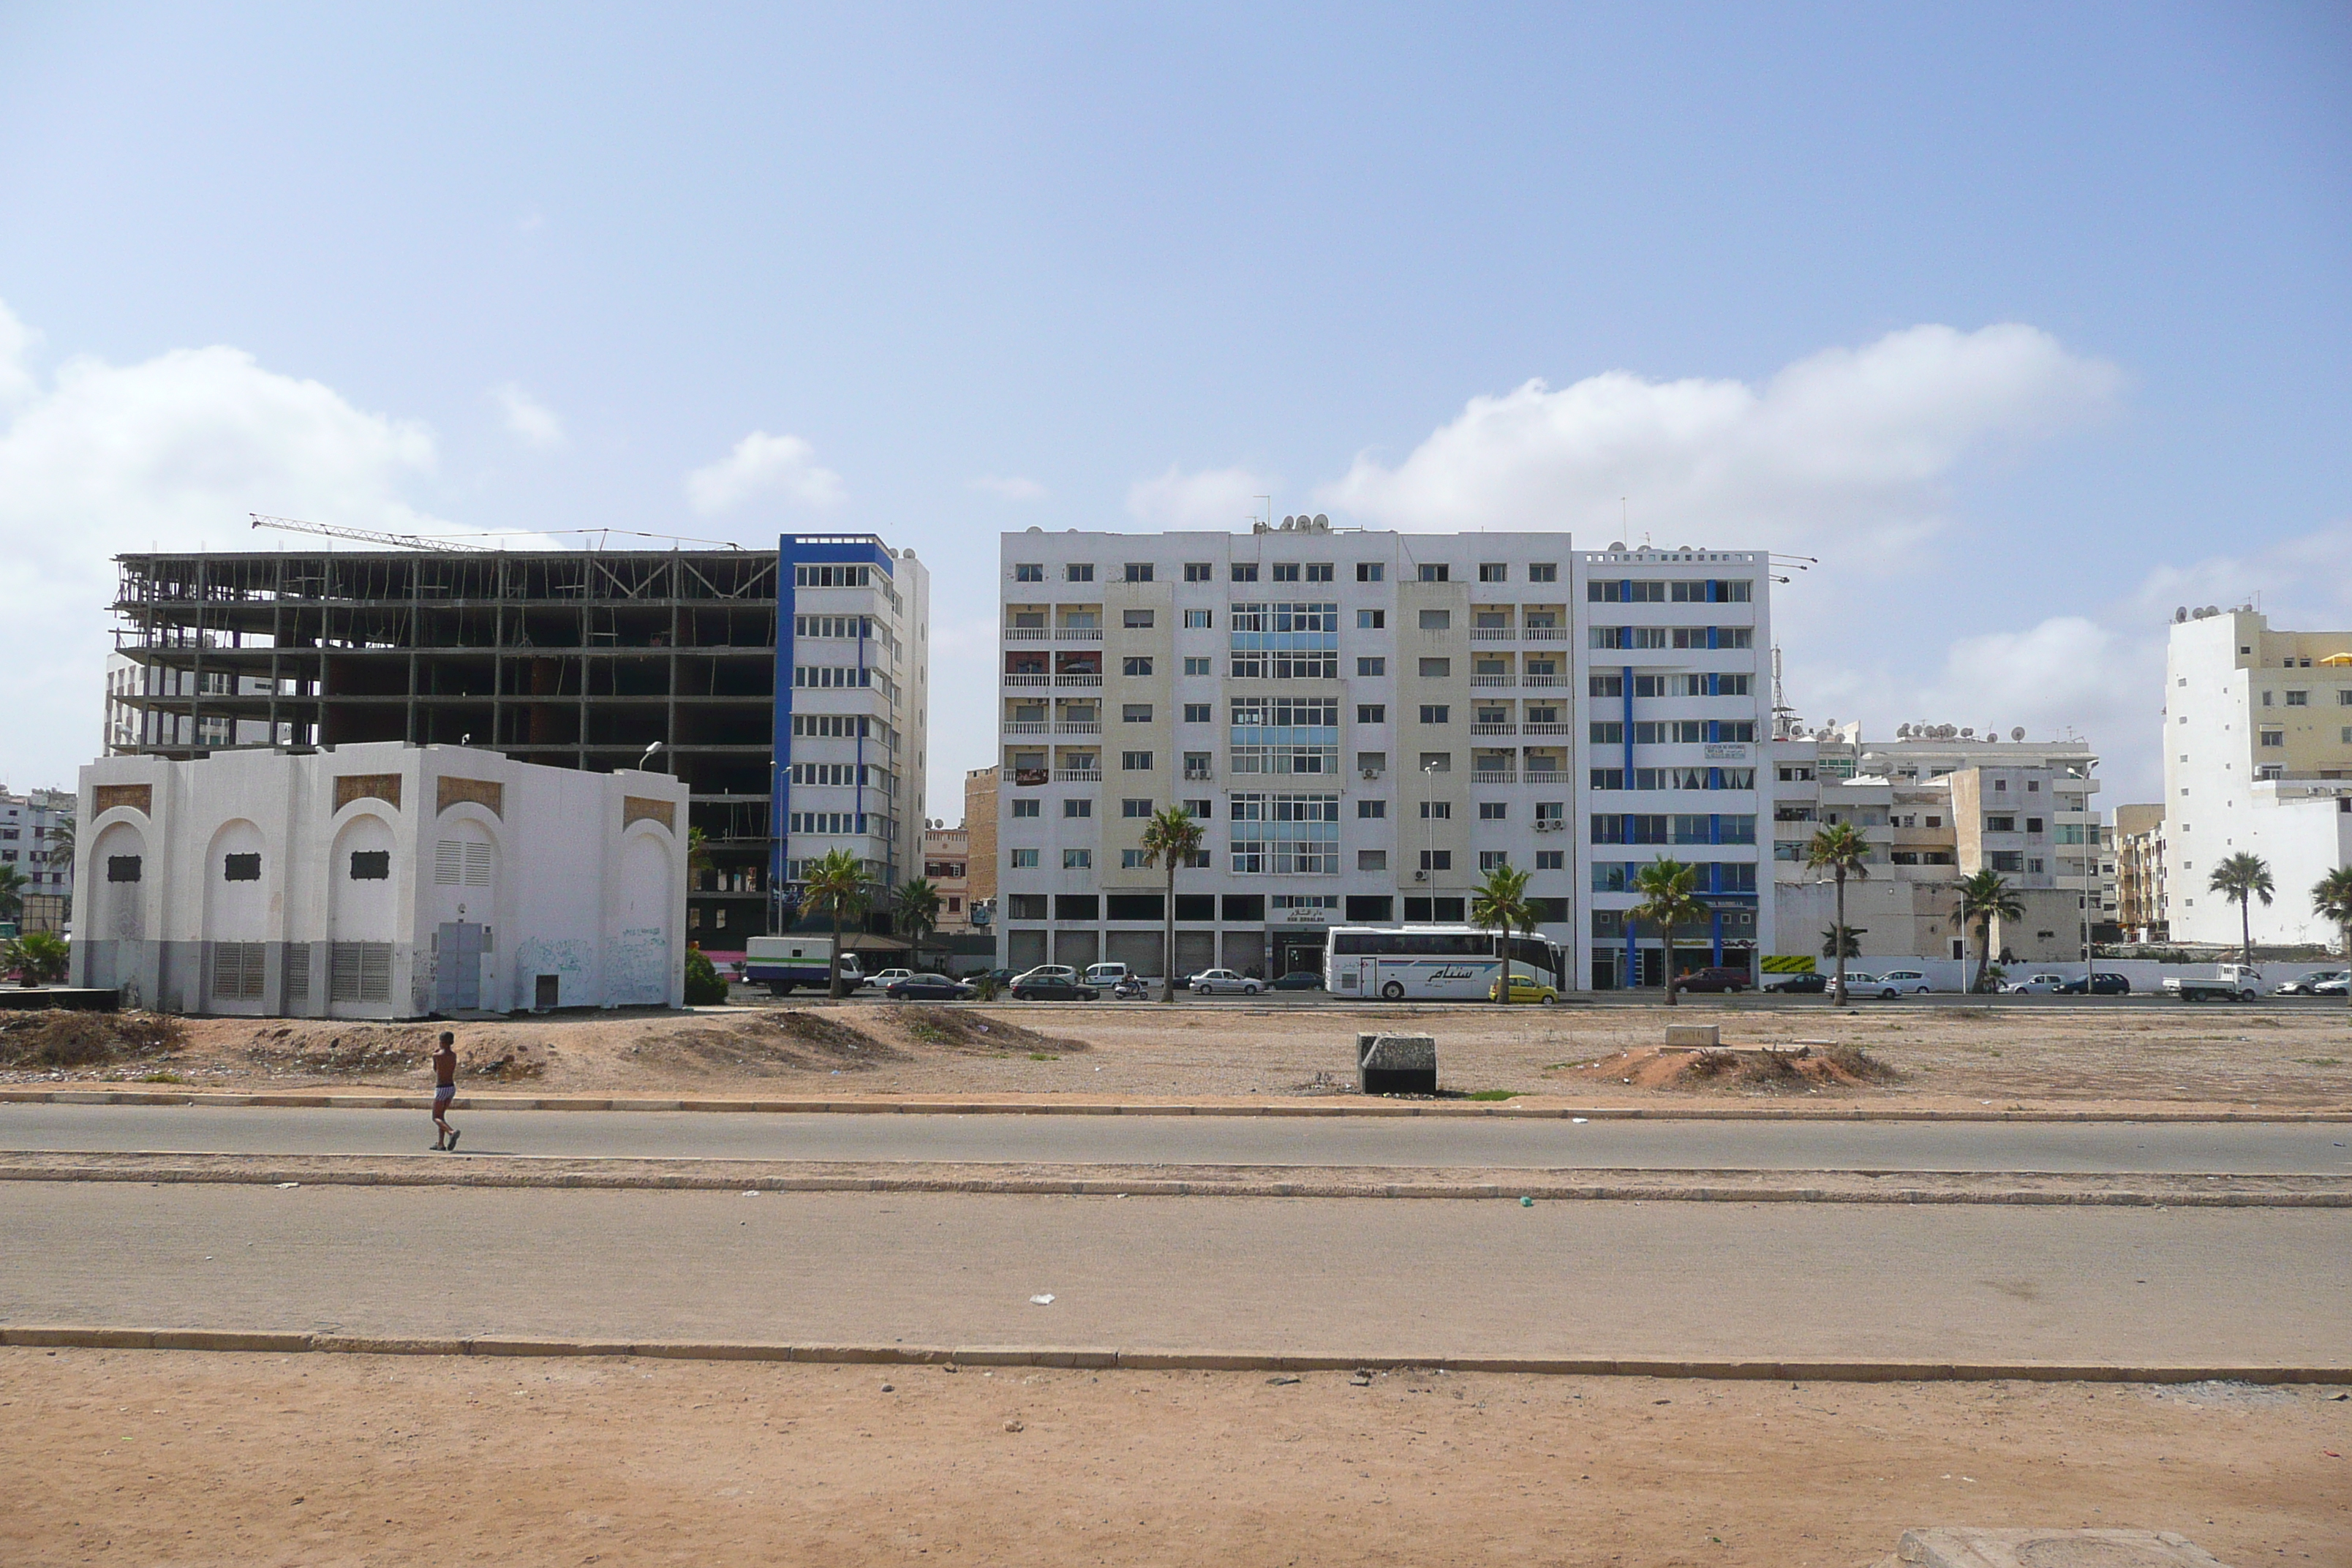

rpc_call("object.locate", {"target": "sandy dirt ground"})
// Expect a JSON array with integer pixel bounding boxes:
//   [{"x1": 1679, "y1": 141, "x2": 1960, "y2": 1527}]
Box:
[
  {"x1": 5, "y1": 998, "x2": 2351, "y2": 1112},
  {"x1": 0, "y1": 1349, "x2": 2342, "y2": 1567}
]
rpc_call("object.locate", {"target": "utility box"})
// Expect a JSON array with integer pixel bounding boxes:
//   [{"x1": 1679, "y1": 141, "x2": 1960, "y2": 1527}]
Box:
[
  {"x1": 1664, "y1": 1024, "x2": 1721, "y2": 1050},
  {"x1": 1357, "y1": 1031, "x2": 1437, "y2": 1096}
]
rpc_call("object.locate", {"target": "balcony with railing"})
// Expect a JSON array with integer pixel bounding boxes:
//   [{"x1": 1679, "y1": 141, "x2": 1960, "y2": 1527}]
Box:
[
  {"x1": 1055, "y1": 767, "x2": 1103, "y2": 783},
  {"x1": 1005, "y1": 673, "x2": 1049, "y2": 687},
  {"x1": 1469, "y1": 674, "x2": 1513, "y2": 688},
  {"x1": 1054, "y1": 673, "x2": 1102, "y2": 688},
  {"x1": 1521, "y1": 722, "x2": 1570, "y2": 736},
  {"x1": 1471, "y1": 769, "x2": 1516, "y2": 783},
  {"x1": 1055, "y1": 721, "x2": 1101, "y2": 735},
  {"x1": 1521, "y1": 673, "x2": 1567, "y2": 687},
  {"x1": 1469, "y1": 722, "x2": 1517, "y2": 736},
  {"x1": 1003, "y1": 720, "x2": 1048, "y2": 736}
]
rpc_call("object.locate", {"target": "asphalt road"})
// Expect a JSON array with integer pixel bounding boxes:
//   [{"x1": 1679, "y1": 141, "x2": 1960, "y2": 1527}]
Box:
[
  {"x1": 4, "y1": 1183, "x2": 2342, "y2": 1365},
  {"x1": 3, "y1": 1103, "x2": 2347, "y2": 1173}
]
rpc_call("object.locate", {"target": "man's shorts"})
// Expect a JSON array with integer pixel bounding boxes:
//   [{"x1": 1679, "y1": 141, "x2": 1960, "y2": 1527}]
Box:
[{"x1": 433, "y1": 1085, "x2": 456, "y2": 1111}]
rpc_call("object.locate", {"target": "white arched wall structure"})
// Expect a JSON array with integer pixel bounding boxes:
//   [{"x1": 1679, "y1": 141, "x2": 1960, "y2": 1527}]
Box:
[
  {"x1": 608, "y1": 824, "x2": 678, "y2": 1006},
  {"x1": 200, "y1": 818, "x2": 273, "y2": 1013},
  {"x1": 425, "y1": 805, "x2": 507, "y2": 1012},
  {"x1": 83, "y1": 816, "x2": 151, "y2": 995},
  {"x1": 326, "y1": 812, "x2": 399, "y2": 1017}
]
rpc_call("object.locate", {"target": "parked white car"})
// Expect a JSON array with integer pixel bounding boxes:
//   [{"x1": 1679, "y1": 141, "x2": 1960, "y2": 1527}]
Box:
[
  {"x1": 2000, "y1": 973, "x2": 2069, "y2": 995},
  {"x1": 870, "y1": 968, "x2": 913, "y2": 990},
  {"x1": 1187, "y1": 968, "x2": 1263, "y2": 996},
  {"x1": 1082, "y1": 962, "x2": 1131, "y2": 989},
  {"x1": 1840, "y1": 970, "x2": 1904, "y2": 1000},
  {"x1": 1877, "y1": 969, "x2": 1934, "y2": 995}
]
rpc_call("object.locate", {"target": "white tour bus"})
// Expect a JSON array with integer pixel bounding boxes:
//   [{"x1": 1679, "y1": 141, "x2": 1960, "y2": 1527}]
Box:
[{"x1": 1323, "y1": 925, "x2": 1566, "y2": 1001}]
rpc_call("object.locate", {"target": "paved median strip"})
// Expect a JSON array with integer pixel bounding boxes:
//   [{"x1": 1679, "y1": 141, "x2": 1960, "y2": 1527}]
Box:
[
  {"x1": 3, "y1": 1086, "x2": 2348, "y2": 1123},
  {"x1": 4, "y1": 1324, "x2": 2345, "y2": 1384},
  {"x1": 1, "y1": 1151, "x2": 2344, "y2": 1206}
]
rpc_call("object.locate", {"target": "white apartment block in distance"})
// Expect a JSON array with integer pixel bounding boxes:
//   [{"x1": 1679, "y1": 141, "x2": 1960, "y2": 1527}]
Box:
[
  {"x1": 993, "y1": 522, "x2": 1774, "y2": 991},
  {"x1": 2163, "y1": 607, "x2": 2352, "y2": 948}
]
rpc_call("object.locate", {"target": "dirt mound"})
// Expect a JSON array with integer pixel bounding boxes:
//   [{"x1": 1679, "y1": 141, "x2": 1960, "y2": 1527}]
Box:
[
  {"x1": 885, "y1": 1007, "x2": 1089, "y2": 1056},
  {"x1": 0, "y1": 1010, "x2": 186, "y2": 1070},
  {"x1": 633, "y1": 1011, "x2": 908, "y2": 1077},
  {"x1": 469, "y1": 1042, "x2": 550, "y2": 1081},
  {"x1": 1561, "y1": 1043, "x2": 1901, "y2": 1096},
  {"x1": 244, "y1": 1023, "x2": 440, "y2": 1077}
]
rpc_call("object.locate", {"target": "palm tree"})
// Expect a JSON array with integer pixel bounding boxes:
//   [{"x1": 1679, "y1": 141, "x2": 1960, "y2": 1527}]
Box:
[
  {"x1": 1951, "y1": 869, "x2": 2024, "y2": 994},
  {"x1": 1805, "y1": 821, "x2": 1870, "y2": 1006},
  {"x1": 2314, "y1": 867, "x2": 2352, "y2": 979},
  {"x1": 801, "y1": 848, "x2": 870, "y2": 999},
  {"x1": 1471, "y1": 862, "x2": 1533, "y2": 1003},
  {"x1": 0, "y1": 864, "x2": 25, "y2": 927},
  {"x1": 1628, "y1": 857, "x2": 1704, "y2": 1007},
  {"x1": 1819, "y1": 926, "x2": 1865, "y2": 960},
  {"x1": 894, "y1": 877, "x2": 942, "y2": 972},
  {"x1": 2207, "y1": 852, "x2": 2274, "y2": 970},
  {"x1": 686, "y1": 826, "x2": 715, "y2": 890},
  {"x1": 1139, "y1": 805, "x2": 1206, "y2": 1002}
]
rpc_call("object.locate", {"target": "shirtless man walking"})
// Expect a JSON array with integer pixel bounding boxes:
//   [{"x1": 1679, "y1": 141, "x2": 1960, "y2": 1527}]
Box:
[{"x1": 431, "y1": 1031, "x2": 461, "y2": 1151}]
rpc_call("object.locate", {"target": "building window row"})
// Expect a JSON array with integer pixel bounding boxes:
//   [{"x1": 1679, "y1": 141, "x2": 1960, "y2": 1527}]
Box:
[
  {"x1": 1591, "y1": 814, "x2": 1758, "y2": 845},
  {"x1": 1588, "y1": 767, "x2": 1757, "y2": 791},
  {"x1": 1586, "y1": 578, "x2": 1752, "y2": 603},
  {"x1": 1588, "y1": 626, "x2": 1756, "y2": 651}
]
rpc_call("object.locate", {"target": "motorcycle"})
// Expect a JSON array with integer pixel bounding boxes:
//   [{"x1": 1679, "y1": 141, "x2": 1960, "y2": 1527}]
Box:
[{"x1": 1112, "y1": 976, "x2": 1150, "y2": 1000}]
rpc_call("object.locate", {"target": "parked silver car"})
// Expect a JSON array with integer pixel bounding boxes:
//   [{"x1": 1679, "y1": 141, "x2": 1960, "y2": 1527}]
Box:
[{"x1": 1186, "y1": 968, "x2": 1263, "y2": 996}]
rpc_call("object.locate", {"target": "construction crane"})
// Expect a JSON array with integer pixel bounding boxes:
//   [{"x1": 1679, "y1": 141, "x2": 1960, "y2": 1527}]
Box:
[{"x1": 249, "y1": 513, "x2": 496, "y2": 553}]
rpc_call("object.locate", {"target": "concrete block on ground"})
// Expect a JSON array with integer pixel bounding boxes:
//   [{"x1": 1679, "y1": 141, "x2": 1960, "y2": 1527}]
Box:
[
  {"x1": 1664, "y1": 1024, "x2": 1720, "y2": 1049},
  {"x1": 1884, "y1": 1529, "x2": 2231, "y2": 1568},
  {"x1": 1357, "y1": 1032, "x2": 1438, "y2": 1096}
]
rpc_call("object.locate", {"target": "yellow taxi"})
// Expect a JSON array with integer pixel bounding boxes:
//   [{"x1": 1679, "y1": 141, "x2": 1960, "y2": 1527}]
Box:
[{"x1": 1487, "y1": 972, "x2": 1559, "y2": 1004}]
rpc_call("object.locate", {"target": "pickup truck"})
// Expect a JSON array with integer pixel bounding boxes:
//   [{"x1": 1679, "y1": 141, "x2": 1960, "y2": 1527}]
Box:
[{"x1": 2163, "y1": 964, "x2": 2265, "y2": 1003}]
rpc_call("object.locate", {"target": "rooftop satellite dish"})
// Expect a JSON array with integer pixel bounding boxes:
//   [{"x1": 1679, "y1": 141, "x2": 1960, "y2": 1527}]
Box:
[
  {"x1": 1608, "y1": 541, "x2": 1626, "y2": 551},
  {"x1": 2011, "y1": 726, "x2": 2026, "y2": 742},
  {"x1": 1313, "y1": 513, "x2": 1328, "y2": 527},
  {"x1": 2174, "y1": 606, "x2": 2188, "y2": 622},
  {"x1": 1961, "y1": 727, "x2": 1975, "y2": 738}
]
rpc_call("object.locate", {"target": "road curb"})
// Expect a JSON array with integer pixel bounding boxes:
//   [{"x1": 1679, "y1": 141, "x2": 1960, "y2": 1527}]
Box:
[
  {"x1": 0, "y1": 1156, "x2": 2342, "y2": 1207},
  {"x1": 5, "y1": 1325, "x2": 2345, "y2": 1384},
  {"x1": 2, "y1": 1087, "x2": 2346, "y2": 1123}
]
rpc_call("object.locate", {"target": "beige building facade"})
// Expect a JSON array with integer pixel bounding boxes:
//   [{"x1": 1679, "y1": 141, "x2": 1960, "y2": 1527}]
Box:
[{"x1": 2112, "y1": 803, "x2": 2167, "y2": 941}]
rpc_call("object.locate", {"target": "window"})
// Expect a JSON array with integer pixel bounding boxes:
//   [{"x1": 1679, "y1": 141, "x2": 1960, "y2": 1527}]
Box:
[
  {"x1": 1183, "y1": 703, "x2": 1213, "y2": 723},
  {"x1": 1011, "y1": 798, "x2": 1041, "y2": 818},
  {"x1": 1527, "y1": 562, "x2": 1556, "y2": 582},
  {"x1": 1183, "y1": 608, "x2": 1212, "y2": 629},
  {"x1": 1357, "y1": 704, "x2": 1386, "y2": 723},
  {"x1": 1123, "y1": 656, "x2": 1153, "y2": 676},
  {"x1": 1588, "y1": 674, "x2": 1623, "y2": 698},
  {"x1": 1535, "y1": 849, "x2": 1564, "y2": 870},
  {"x1": 1184, "y1": 657, "x2": 1213, "y2": 676},
  {"x1": 1357, "y1": 608, "x2": 1385, "y2": 629},
  {"x1": 1305, "y1": 562, "x2": 1333, "y2": 582},
  {"x1": 1014, "y1": 563, "x2": 1044, "y2": 582},
  {"x1": 2026, "y1": 817, "x2": 2044, "y2": 834},
  {"x1": 1358, "y1": 753, "x2": 1387, "y2": 774},
  {"x1": 1420, "y1": 849, "x2": 1452, "y2": 870},
  {"x1": 1122, "y1": 751, "x2": 1154, "y2": 771},
  {"x1": 1590, "y1": 721, "x2": 1624, "y2": 745},
  {"x1": 1417, "y1": 609, "x2": 1450, "y2": 630},
  {"x1": 1227, "y1": 792, "x2": 1341, "y2": 874},
  {"x1": 1065, "y1": 563, "x2": 1093, "y2": 582},
  {"x1": 1184, "y1": 562, "x2": 1213, "y2": 582},
  {"x1": 1417, "y1": 564, "x2": 1449, "y2": 583},
  {"x1": 1478, "y1": 850, "x2": 1509, "y2": 870},
  {"x1": 1478, "y1": 802, "x2": 1507, "y2": 820},
  {"x1": 2288, "y1": 690, "x2": 2310, "y2": 706},
  {"x1": 1985, "y1": 815, "x2": 2016, "y2": 832},
  {"x1": 1064, "y1": 799, "x2": 1092, "y2": 818},
  {"x1": 1420, "y1": 801, "x2": 1451, "y2": 820},
  {"x1": 1123, "y1": 704, "x2": 1152, "y2": 723},
  {"x1": 349, "y1": 851, "x2": 390, "y2": 881},
  {"x1": 1417, "y1": 657, "x2": 1450, "y2": 678},
  {"x1": 2263, "y1": 690, "x2": 2274, "y2": 706},
  {"x1": 1357, "y1": 657, "x2": 1386, "y2": 676},
  {"x1": 1006, "y1": 893, "x2": 1047, "y2": 919},
  {"x1": 2340, "y1": 690, "x2": 2352, "y2": 706},
  {"x1": 1590, "y1": 768, "x2": 1624, "y2": 791},
  {"x1": 1064, "y1": 848, "x2": 1092, "y2": 869},
  {"x1": 1588, "y1": 579, "x2": 1664, "y2": 603},
  {"x1": 1534, "y1": 802, "x2": 1564, "y2": 823},
  {"x1": 1357, "y1": 849, "x2": 1388, "y2": 871},
  {"x1": 1478, "y1": 563, "x2": 1507, "y2": 582},
  {"x1": 1273, "y1": 562, "x2": 1300, "y2": 582},
  {"x1": 1123, "y1": 609, "x2": 1154, "y2": 629},
  {"x1": 1420, "y1": 752, "x2": 1451, "y2": 772},
  {"x1": 222, "y1": 853, "x2": 262, "y2": 881},
  {"x1": 1121, "y1": 848, "x2": 1148, "y2": 868},
  {"x1": 2261, "y1": 729, "x2": 2284, "y2": 747},
  {"x1": 1357, "y1": 799, "x2": 1387, "y2": 818},
  {"x1": 1419, "y1": 705, "x2": 1450, "y2": 725},
  {"x1": 1357, "y1": 562, "x2": 1385, "y2": 582},
  {"x1": 1184, "y1": 751, "x2": 1213, "y2": 777},
  {"x1": 1989, "y1": 851, "x2": 2024, "y2": 872},
  {"x1": 1231, "y1": 563, "x2": 1259, "y2": 582},
  {"x1": 1121, "y1": 798, "x2": 1152, "y2": 819},
  {"x1": 1183, "y1": 798, "x2": 1213, "y2": 819},
  {"x1": 1010, "y1": 848, "x2": 1039, "y2": 868},
  {"x1": 1123, "y1": 563, "x2": 1154, "y2": 583}
]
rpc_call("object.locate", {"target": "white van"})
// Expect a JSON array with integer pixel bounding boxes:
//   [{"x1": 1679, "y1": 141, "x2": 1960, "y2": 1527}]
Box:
[
  {"x1": 744, "y1": 937, "x2": 866, "y2": 996},
  {"x1": 1082, "y1": 962, "x2": 1131, "y2": 989}
]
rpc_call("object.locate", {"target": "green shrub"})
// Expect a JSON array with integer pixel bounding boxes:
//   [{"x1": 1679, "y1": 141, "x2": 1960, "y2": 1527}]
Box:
[{"x1": 682, "y1": 948, "x2": 730, "y2": 1006}]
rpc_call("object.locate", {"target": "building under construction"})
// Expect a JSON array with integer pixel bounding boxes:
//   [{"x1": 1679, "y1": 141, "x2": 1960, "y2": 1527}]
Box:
[{"x1": 108, "y1": 538, "x2": 931, "y2": 949}]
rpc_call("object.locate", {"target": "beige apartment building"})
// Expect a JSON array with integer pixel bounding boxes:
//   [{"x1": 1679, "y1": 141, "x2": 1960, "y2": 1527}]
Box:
[
  {"x1": 2113, "y1": 803, "x2": 2168, "y2": 942},
  {"x1": 961, "y1": 766, "x2": 998, "y2": 922},
  {"x1": 1771, "y1": 728, "x2": 2100, "y2": 966},
  {"x1": 922, "y1": 823, "x2": 973, "y2": 934}
]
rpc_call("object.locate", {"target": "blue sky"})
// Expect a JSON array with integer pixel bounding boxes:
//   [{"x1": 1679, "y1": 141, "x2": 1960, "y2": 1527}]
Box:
[{"x1": 2, "y1": 2, "x2": 2348, "y2": 808}]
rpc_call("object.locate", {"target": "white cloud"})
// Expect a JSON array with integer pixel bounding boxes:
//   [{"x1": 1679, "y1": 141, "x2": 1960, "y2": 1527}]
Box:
[
  {"x1": 685, "y1": 431, "x2": 845, "y2": 514},
  {"x1": 969, "y1": 473, "x2": 1047, "y2": 502},
  {"x1": 0, "y1": 298, "x2": 37, "y2": 406},
  {"x1": 1317, "y1": 324, "x2": 2122, "y2": 558},
  {"x1": 1125, "y1": 464, "x2": 1278, "y2": 532},
  {"x1": 491, "y1": 382, "x2": 565, "y2": 449},
  {"x1": 0, "y1": 297, "x2": 445, "y2": 788}
]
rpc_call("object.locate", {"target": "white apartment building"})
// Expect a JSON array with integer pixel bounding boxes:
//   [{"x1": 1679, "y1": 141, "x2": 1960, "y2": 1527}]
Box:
[
  {"x1": 1, "y1": 785, "x2": 75, "y2": 918},
  {"x1": 1768, "y1": 728, "x2": 2101, "y2": 964},
  {"x1": 2163, "y1": 608, "x2": 2352, "y2": 947},
  {"x1": 993, "y1": 523, "x2": 1774, "y2": 990},
  {"x1": 774, "y1": 538, "x2": 931, "y2": 927}
]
